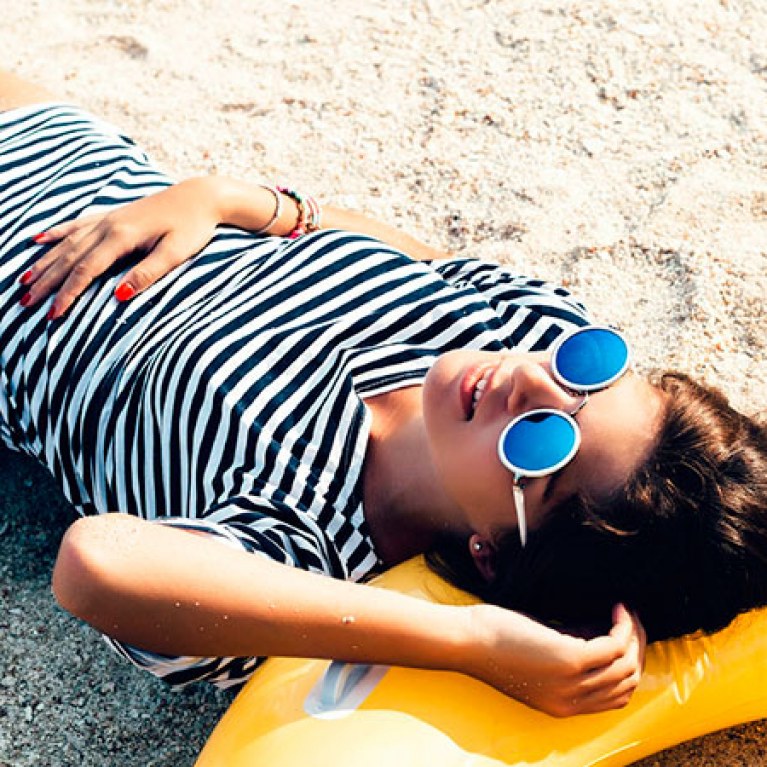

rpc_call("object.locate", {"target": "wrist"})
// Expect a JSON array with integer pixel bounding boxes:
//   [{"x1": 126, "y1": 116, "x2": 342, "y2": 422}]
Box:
[
  {"x1": 276, "y1": 186, "x2": 322, "y2": 238},
  {"x1": 438, "y1": 603, "x2": 492, "y2": 676},
  {"x1": 455, "y1": 603, "x2": 515, "y2": 682},
  {"x1": 197, "y1": 175, "x2": 241, "y2": 224},
  {"x1": 204, "y1": 177, "x2": 315, "y2": 238},
  {"x1": 337, "y1": 594, "x2": 477, "y2": 675}
]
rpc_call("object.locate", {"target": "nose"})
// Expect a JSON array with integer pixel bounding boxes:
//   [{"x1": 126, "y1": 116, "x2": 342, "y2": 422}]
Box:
[{"x1": 505, "y1": 361, "x2": 581, "y2": 416}]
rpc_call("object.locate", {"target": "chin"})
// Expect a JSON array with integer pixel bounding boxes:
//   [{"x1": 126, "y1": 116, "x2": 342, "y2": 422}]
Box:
[
  {"x1": 423, "y1": 352, "x2": 464, "y2": 425},
  {"x1": 425, "y1": 350, "x2": 476, "y2": 393}
]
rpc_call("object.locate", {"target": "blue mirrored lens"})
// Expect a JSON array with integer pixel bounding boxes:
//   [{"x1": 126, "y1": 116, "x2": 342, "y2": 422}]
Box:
[
  {"x1": 555, "y1": 328, "x2": 628, "y2": 388},
  {"x1": 501, "y1": 412, "x2": 578, "y2": 473}
]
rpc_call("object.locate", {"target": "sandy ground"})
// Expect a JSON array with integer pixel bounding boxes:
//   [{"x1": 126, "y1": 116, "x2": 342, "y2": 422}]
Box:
[{"x1": 0, "y1": 0, "x2": 765, "y2": 764}]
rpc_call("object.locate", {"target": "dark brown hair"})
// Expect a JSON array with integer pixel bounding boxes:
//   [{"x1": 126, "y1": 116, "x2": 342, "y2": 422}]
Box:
[{"x1": 427, "y1": 373, "x2": 767, "y2": 642}]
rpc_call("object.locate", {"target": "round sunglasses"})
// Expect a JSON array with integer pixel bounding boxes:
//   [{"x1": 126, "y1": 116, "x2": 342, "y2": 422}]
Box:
[{"x1": 496, "y1": 326, "x2": 631, "y2": 546}]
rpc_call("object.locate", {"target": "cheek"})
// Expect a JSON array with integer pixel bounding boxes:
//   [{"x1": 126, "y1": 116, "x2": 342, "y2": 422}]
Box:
[
  {"x1": 426, "y1": 430, "x2": 470, "y2": 500},
  {"x1": 521, "y1": 479, "x2": 560, "y2": 533},
  {"x1": 430, "y1": 428, "x2": 516, "y2": 525}
]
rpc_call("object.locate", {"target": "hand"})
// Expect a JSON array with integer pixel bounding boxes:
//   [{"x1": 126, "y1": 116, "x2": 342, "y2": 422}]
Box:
[
  {"x1": 463, "y1": 603, "x2": 646, "y2": 717},
  {"x1": 20, "y1": 177, "x2": 222, "y2": 319}
]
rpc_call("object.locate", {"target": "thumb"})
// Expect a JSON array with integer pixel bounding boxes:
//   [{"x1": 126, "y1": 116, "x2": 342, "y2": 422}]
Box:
[
  {"x1": 114, "y1": 235, "x2": 191, "y2": 302},
  {"x1": 609, "y1": 603, "x2": 633, "y2": 640}
]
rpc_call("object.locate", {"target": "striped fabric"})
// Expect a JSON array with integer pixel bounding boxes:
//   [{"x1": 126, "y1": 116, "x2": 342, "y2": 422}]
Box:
[{"x1": 0, "y1": 104, "x2": 591, "y2": 688}]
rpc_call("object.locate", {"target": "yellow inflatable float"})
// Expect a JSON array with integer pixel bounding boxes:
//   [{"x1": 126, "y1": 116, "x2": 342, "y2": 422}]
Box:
[{"x1": 196, "y1": 557, "x2": 767, "y2": 767}]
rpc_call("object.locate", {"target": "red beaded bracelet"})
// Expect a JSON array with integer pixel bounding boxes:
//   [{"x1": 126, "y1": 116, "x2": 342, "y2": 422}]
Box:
[{"x1": 277, "y1": 186, "x2": 322, "y2": 238}]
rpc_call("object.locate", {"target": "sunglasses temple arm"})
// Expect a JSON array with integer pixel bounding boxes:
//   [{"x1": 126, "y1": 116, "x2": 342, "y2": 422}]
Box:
[
  {"x1": 513, "y1": 479, "x2": 527, "y2": 547},
  {"x1": 569, "y1": 390, "x2": 590, "y2": 417}
]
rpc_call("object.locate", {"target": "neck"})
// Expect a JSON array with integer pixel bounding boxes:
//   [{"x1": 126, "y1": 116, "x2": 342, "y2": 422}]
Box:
[{"x1": 362, "y1": 387, "x2": 463, "y2": 568}]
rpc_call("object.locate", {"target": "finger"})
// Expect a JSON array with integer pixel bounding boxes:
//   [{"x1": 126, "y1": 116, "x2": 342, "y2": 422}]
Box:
[
  {"x1": 609, "y1": 603, "x2": 635, "y2": 643},
  {"x1": 48, "y1": 233, "x2": 131, "y2": 319},
  {"x1": 573, "y1": 645, "x2": 642, "y2": 696},
  {"x1": 114, "y1": 234, "x2": 197, "y2": 301},
  {"x1": 633, "y1": 610, "x2": 648, "y2": 668},
  {"x1": 20, "y1": 227, "x2": 108, "y2": 310},
  {"x1": 577, "y1": 604, "x2": 636, "y2": 670},
  {"x1": 559, "y1": 665, "x2": 642, "y2": 716},
  {"x1": 572, "y1": 621, "x2": 643, "y2": 697},
  {"x1": 574, "y1": 668, "x2": 643, "y2": 714},
  {"x1": 614, "y1": 607, "x2": 646, "y2": 673},
  {"x1": 601, "y1": 673, "x2": 642, "y2": 707},
  {"x1": 32, "y1": 213, "x2": 103, "y2": 244},
  {"x1": 21, "y1": 223, "x2": 103, "y2": 290}
]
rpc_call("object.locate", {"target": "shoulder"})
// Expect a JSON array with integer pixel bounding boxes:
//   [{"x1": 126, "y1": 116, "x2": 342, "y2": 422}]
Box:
[{"x1": 428, "y1": 257, "x2": 592, "y2": 326}]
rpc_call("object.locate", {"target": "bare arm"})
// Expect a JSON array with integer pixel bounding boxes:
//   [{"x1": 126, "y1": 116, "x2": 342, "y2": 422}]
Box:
[
  {"x1": 21, "y1": 176, "x2": 448, "y2": 319},
  {"x1": 323, "y1": 205, "x2": 449, "y2": 261},
  {"x1": 53, "y1": 514, "x2": 644, "y2": 718},
  {"x1": 211, "y1": 177, "x2": 449, "y2": 261}
]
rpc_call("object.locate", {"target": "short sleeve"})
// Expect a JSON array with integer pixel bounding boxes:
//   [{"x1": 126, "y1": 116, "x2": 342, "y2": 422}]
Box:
[
  {"x1": 430, "y1": 257, "x2": 593, "y2": 351},
  {"x1": 102, "y1": 497, "x2": 342, "y2": 690},
  {"x1": 0, "y1": 415, "x2": 14, "y2": 451},
  {"x1": 193, "y1": 495, "x2": 342, "y2": 576},
  {"x1": 0, "y1": 370, "x2": 18, "y2": 451}
]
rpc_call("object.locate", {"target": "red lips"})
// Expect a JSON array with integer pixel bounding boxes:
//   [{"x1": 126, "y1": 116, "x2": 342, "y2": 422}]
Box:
[{"x1": 460, "y1": 364, "x2": 494, "y2": 421}]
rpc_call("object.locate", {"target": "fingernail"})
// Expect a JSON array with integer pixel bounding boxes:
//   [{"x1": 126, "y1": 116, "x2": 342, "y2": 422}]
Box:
[
  {"x1": 115, "y1": 283, "x2": 136, "y2": 302},
  {"x1": 19, "y1": 270, "x2": 33, "y2": 285},
  {"x1": 46, "y1": 306, "x2": 58, "y2": 321},
  {"x1": 32, "y1": 232, "x2": 48, "y2": 243},
  {"x1": 20, "y1": 293, "x2": 32, "y2": 307}
]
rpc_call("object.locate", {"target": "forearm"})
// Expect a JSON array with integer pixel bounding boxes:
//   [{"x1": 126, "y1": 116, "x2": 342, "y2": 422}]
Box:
[
  {"x1": 321, "y1": 204, "x2": 451, "y2": 261},
  {"x1": 53, "y1": 514, "x2": 645, "y2": 715},
  {"x1": 208, "y1": 176, "x2": 450, "y2": 260},
  {"x1": 208, "y1": 177, "x2": 302, "y2": 238},
  {"x1": 53, "y1": 514, "x2": 469, "y2": 673}
]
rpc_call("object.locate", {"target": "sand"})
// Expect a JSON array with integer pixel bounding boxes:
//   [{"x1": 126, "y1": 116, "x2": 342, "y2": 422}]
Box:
[{"x1": 0, "y1": 0, "x2": 765, "y2": 764}]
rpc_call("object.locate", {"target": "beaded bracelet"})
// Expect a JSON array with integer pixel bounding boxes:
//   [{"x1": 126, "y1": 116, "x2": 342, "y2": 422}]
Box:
[
  {"x1": 253, "y1": 185, "x2": 282, "y2": 235},
  {"x1": 277, "y1": 186, "x2": 322, "y2": 239}
]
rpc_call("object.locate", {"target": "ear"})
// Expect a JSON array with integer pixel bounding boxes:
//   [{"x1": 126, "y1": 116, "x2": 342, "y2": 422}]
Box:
[{"x1": 468, "y1": 534, "x2": 497, "y2": 583}]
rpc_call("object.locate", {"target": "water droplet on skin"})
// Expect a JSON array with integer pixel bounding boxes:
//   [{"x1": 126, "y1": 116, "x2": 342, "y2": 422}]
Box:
[
  {"x1": 194, "y1": 601, "x2": 200, "y2": 608},
  {"x1": 174, "y1": 601, "x2": 181, "y2": 608},
  {"x1": 342, "y1": 615, "x2": 356, "y2": 625},
  {"x1": 198, "y1": 626, "x2": 205, "y2": 632},
  {"x1": 223, "y1": 615, "x2": 229, "y2": 621}
]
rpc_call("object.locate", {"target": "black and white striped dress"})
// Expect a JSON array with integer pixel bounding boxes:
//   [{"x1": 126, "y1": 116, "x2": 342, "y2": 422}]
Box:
[{"x1": 0, "y1": 104, "x2": 591, "y2": 688}]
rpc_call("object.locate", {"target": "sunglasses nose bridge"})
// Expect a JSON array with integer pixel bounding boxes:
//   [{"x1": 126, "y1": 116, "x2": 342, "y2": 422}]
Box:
[{"x1": 507, "y1": 361, "x2": 581, "y2": 416}]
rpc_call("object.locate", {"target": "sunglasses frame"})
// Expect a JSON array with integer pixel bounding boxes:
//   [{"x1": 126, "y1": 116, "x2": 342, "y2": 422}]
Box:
[
  {"x1": 549, "y1": 325, "x2": 632, "y2": 393},
  {"x1": 497, "y1": 408, "x2": 581, "y2": 547},
  {"x1": 495, "y1": 325, "x2": 631, "y2": 547}
]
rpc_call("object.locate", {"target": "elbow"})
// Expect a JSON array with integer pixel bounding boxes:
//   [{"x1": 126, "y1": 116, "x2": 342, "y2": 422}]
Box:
[{"x1": 52, "y1": 513, "x2": 138, "y2": 623}]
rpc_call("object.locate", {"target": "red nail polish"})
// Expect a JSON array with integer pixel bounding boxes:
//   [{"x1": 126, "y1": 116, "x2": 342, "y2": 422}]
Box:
[
  {"x1": 115, "y1": 283, "x2": 136, "y2": 302},
  {"x1": 20, "y1": 293, "x2": 32, "y2": 307},
  {"x1": 19, "y1": 270, "x2": 33, "y2": 285},
  {"x1": 46, "y1": 307, "x2": 58, "y2": 321},
  {"x1": 32, "y1": 232, "x2": 47, "y2": 243}
]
